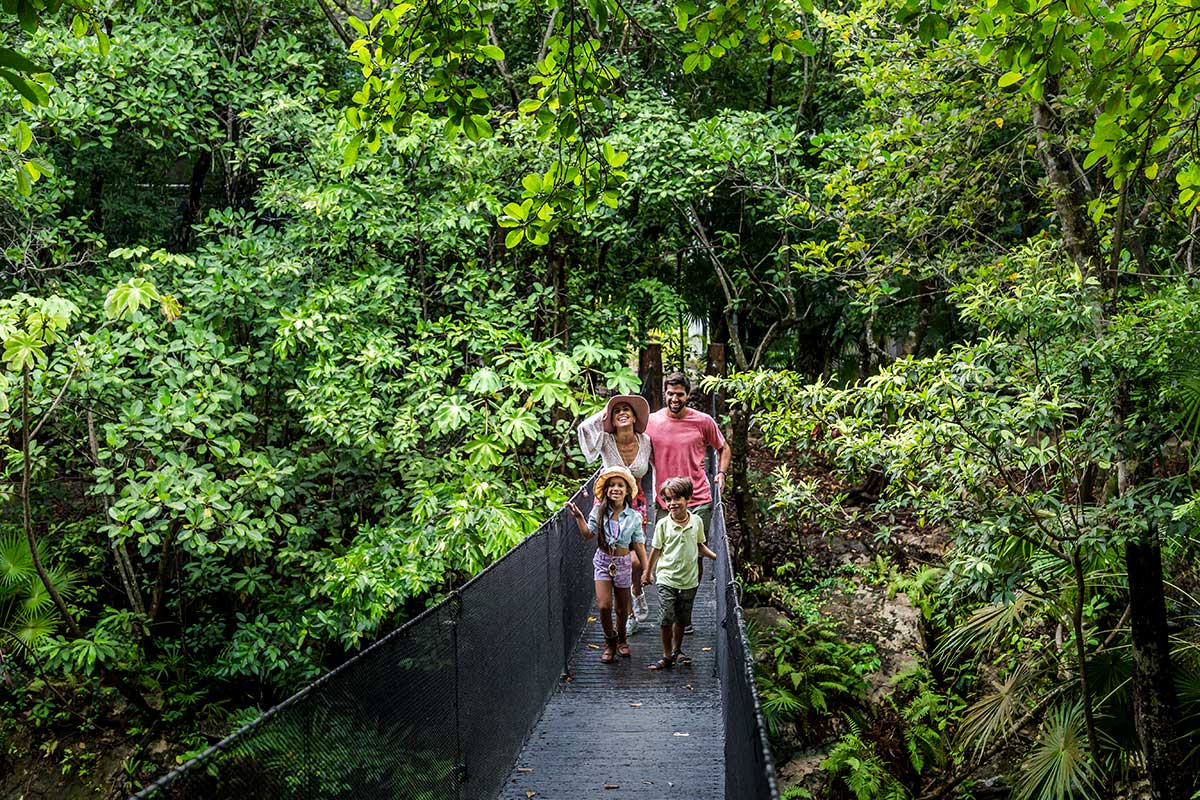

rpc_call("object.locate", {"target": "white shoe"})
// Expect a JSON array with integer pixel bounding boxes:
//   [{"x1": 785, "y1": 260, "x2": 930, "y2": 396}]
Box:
[
  {"x1": 625, "y1": 615, "x2": 639, "y2": 637},
  {"x1": 633, "y1": 593, "x2": 649, "y2": 622}
]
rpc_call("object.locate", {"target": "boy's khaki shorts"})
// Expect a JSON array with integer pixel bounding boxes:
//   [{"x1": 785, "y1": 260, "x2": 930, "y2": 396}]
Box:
[{"x1": 657, "y1": 585, "x2": 698, "y2": 628}]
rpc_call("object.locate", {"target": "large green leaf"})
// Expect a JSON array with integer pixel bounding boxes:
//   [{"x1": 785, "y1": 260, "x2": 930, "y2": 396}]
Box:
[
  {"x1": 431, "y1": 397, "x2": 472, "y2": 434},
  {"x1": 104, "y1": 277, "x2": 161, "y2": 320},
  {"x1": 0, "y1": 45, "x2": 42, "y2": 74},
  {"x1": 3, "y1": 329, "x2": 45, "y2": 370}
]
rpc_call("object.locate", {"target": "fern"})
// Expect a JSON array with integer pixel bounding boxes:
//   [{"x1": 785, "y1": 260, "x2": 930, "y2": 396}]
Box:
[
  {"x1": 632, "y1": 278, "x2": 690, "y2": 331},
  {"x1": 822, "y1": 721, "x2": 910, "y2": 800},
  {"x1": 755, "y1": 619, "x2": 873, "y2": 741}
]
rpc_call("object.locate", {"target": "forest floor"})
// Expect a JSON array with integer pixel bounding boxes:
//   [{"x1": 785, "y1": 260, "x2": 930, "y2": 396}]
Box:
[{"x1": 731, "y1": 436, "x2": 951, "y2": 797}]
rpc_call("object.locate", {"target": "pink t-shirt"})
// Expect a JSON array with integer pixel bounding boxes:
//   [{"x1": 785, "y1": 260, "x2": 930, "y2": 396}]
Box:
[{"x1": 646, "y1": 408, "x2": 726, "y2": 508}]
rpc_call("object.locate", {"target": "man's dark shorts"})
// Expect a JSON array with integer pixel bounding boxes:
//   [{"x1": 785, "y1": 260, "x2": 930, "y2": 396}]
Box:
[
  {"x1": 691, "y1": 502, "x2": 713, "y2": 546},
  {"x1": 658, "y1": 585, "x2": 698, "y2": 628}
]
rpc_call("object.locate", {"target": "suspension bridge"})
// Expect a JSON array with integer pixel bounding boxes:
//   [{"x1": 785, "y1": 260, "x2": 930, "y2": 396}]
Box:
[{"x1": 131, "y1": 474, "x2": 779, "y2": 800}]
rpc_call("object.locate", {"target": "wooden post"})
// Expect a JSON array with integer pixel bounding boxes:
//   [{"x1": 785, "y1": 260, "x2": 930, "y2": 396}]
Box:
[
  {"x1": 705, "y1": 343, "x2": 726, "y2": 419},
  {"x1": 640, "y1": 344, "x2": 662, "y2": 412}
]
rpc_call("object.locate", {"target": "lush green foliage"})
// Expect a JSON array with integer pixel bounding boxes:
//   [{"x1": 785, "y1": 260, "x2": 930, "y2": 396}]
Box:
[
  {"x1": 717, "y1": 0, "x2": 1200, "y2": 794},
  {"x1": 4, "y1": 0, "x2": 1200, "y2": 794}
]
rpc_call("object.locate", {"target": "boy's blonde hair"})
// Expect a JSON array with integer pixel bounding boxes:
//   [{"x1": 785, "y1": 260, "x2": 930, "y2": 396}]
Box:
[{"x1": 660, "y1": 476, "x2": 694, "y2": 501}]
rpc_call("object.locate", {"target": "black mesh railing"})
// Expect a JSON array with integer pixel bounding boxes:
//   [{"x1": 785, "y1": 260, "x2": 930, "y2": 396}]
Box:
[
  {"x1": 712, "y1": 491, "x2": 781, "y2": 800},
  {"x1": 133, "y1": 475, "x2": 779, "y2": 800},
  {"x1": 132, "y1": 478, "x2": 598, "y2": 800}
]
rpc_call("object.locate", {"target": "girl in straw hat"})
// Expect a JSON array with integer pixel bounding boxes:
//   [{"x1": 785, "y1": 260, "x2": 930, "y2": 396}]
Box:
[
  {"x1": 576, "y1": 394, "x2": 655, "y2": 632},
  {"x1": 566, "y1": 465, "x2": 647, "y2": 663}
]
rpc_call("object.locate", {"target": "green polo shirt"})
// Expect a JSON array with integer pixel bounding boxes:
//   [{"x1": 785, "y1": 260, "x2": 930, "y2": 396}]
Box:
[{"x1": 652, "y1": 511, "x2": 705, "y2": 590}]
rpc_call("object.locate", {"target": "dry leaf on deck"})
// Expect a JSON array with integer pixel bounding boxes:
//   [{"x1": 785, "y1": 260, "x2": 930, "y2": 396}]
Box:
[
  {"x1": 587, "y1": 643, "x2": 601, "y2": 650},
  {"x1": 629, "y1": 702, "x2": 642, "y2": 708},
  {"x1": 673, "y1": 732, "x2": 690, "y2": 737}
]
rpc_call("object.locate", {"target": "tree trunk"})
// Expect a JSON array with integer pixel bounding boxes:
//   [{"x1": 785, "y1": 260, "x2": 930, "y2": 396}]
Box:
[
  {"x1": 1126, "y1": 530, "x2": 1193, "y2": 798},
  {"x1": 1031, "y1": 73, "x2": 1189, "y2": 794},
  {"x1": 21, "y1": 369, "x2": 83, "y2": 639},
  {"x1": 1116, "y1": 374, "x2": 1192, "y2": 799},
  {"x1": 729, "y1": 405, "x2": 761, "y2": 565},
  {"x1": 175, "y1": 150, "x2": 211, "y2": 251},
  {"x1": 88, "y1": 411, "x2": 147, "y2": 622},
  {"x1": 1031, "y1": 81, "x2": 1102, "y2": 277}
]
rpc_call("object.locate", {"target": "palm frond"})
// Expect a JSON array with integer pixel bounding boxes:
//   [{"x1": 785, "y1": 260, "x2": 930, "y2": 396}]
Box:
[
  {"x1": 0, "y1": 532, "x2": 34, "y2": 592},
  {"x1": 21, "y1": 578, "x2": 51, "y2": 614},
  {"x1": 44, "y1": 563, "x2": 79, "y2": 601},
  {"x1": 10, "y1": 607, "x2": 60, "y2": 648},
  {"x1": 1, "y1": 625, "x2": 32, "y2": 654},
  {"x1": 18, "y1": 563, "x2": 79, "y2": 614},
  {"x1": 1167, "y1": 365, "x2": 1200, "y2": 441},
  {"x1": 760, "y1": 681, "x2": 805, "y2": 737},
  {"x1": 935, "y1": 592, "x2": 1041, "y2": 665},
  {"x1": 957, "y1": 660, "x2": 1040, "y2": 754},
  {"x1": 1014, "y1": 702, "x2": 1102, "y2": 800},
  {"x1": 1175, "y1": 663, "x2": 1200, "y2": 757}
]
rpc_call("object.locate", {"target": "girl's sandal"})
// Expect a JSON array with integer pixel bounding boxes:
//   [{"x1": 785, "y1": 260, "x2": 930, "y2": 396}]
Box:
[
  {"x1": 601, "y1": 637, "x2": 617, "y2": 664},
  {"x1": 648, "y1": 655, "x2": 675, "y2": 671}
]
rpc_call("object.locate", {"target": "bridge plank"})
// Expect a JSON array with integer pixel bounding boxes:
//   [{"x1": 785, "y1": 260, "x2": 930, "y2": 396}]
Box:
[{"x1": 498, "y1": 563, "x2": 724, "y2": 799}]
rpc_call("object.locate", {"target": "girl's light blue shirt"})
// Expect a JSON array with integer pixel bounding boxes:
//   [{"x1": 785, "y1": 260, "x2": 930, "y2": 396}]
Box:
[{"x1": 586, "y1": 505, "x2": 645, "y2": 550}]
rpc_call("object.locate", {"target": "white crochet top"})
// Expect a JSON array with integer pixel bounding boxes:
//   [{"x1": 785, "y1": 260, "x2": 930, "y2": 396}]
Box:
[{"x1": 577, "y1": 410, "x2": 654, "y2": 498}]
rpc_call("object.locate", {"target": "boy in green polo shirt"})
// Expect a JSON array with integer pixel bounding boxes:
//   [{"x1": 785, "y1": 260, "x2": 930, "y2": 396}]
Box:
[{"x1": 643, "y1": 476, "x2": 718, "y2": 670}]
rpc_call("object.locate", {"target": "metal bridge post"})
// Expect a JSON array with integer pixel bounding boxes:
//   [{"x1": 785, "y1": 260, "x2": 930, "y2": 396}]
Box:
[{"x1": 448, "y1": 590, "x2": 466, "y2": 797}]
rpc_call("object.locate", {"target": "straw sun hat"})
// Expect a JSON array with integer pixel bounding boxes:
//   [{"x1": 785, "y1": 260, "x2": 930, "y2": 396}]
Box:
[
  {"x1": 594, "y1": 465, "x2": 638, "y2": 498},
  {"x1": 601, "y1": 394, "x2": 650, "y2": 434}
]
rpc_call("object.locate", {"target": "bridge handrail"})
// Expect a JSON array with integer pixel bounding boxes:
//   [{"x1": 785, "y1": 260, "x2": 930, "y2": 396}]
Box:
[{"x1": 712, "y1": 491, "x2": 781, "y2": 799}]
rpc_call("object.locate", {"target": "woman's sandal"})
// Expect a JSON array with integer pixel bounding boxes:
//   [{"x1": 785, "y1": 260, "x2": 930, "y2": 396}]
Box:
[
  {"x1": 601, "y1": 637, "x2": 617, "y2": 664},
  {"x1": 617, "y1": 640, "x2": 631, "y2": 658},
  {"x1": 648, "y1": 655, "x2": 675, "y2": 671}
]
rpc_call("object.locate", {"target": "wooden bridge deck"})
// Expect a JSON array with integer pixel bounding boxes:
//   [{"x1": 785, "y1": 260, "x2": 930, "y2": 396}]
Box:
[{"x1": 499, "y1": 562, "x2": 724, "y2": 799}]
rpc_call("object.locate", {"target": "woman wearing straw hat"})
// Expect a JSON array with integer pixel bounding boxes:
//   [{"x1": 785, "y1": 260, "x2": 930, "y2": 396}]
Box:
[
  {"x1": 566, "y1": 465, "x2": 647, "y2": 662},
  {"x1": 576, "y1": 395, "x2": 654, "y2": 633}
]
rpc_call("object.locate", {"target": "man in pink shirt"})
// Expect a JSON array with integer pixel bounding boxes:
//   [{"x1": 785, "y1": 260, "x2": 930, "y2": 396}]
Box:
[{"x1": 645, "y1": 372, "x2": 731, "y2": 618}]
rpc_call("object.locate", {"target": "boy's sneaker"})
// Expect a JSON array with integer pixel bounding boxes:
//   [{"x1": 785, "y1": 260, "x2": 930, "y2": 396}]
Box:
[
  {"x1": 626, "y1": 615, "x2": 639, "y2": 637},
  {"x1": 633, "y1": 593, "x2": 649, "y2": 622}
]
